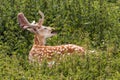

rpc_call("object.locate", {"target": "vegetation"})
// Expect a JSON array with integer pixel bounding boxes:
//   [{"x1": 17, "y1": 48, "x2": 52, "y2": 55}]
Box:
[{"x1": 0, "y1": 0, "x2": 120, "y2": 79}]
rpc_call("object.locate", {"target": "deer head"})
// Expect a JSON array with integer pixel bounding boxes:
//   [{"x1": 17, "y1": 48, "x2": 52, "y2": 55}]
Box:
[{"x1": 17, "y1": 11, "x2": 57, "y2": 39}]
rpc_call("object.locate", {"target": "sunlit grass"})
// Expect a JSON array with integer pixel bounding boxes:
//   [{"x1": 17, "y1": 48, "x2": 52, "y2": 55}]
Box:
[{"x1": 0, "y1": 51, "x2": 120, "y2": 79}]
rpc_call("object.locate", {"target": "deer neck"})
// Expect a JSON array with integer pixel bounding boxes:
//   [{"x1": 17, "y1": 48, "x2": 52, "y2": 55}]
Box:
[{"x1": 33, "y1": 34, "x2": 46, "y2": 46}]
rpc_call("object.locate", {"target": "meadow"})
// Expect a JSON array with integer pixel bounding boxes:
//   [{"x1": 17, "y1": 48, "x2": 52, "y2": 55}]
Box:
[{"x1": 0, "y1": 0, "x2": 120, "y2": 79}]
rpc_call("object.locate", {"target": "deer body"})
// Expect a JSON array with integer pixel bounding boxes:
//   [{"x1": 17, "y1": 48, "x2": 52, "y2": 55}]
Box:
[
  {"x1": 29, "y1": 35, "x2": 84, "y2": 63},
  {"x1": 17, "y1": 11, "x2": 85, "y2": 64}
]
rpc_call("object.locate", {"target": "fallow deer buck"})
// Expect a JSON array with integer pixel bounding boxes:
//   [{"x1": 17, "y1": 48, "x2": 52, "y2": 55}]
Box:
[{"x1": 17, "y1": 11, "x2": 85, "y2": 65}]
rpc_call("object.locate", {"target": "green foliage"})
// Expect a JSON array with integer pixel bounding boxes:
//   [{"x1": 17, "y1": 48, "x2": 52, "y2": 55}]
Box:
[
  {"x1": 0, "y1": 52, "x2": 120, "y2": 79},
  {"x1": 0, "y1": 0, "x2": 120, "y2": 79}
]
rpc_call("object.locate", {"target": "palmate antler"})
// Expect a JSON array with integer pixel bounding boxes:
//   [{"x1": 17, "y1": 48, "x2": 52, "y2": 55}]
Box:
[
  {"x1": 17, "y1": 13, "x2": 31, "y2": 28},
  {"x1": 17, "y1": 11, "x2": 44, "y2": 29},
  {"x1": 18, "y1": 13, "x2": 38, "y2": 33}
]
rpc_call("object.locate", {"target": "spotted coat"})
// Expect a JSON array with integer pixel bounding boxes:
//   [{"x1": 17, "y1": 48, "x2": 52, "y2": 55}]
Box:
[{"x1": 29, "y1": 35, "x2": 85, "y2": 63}]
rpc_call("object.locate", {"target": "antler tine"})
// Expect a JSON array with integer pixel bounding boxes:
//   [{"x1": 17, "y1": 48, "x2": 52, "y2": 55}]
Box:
[
  {"x1": 38, "y1": 10, "x2": 44, "y2": 25},
  {"x1": 17, "y1": 13, "x2": 36, "y2": 29}
]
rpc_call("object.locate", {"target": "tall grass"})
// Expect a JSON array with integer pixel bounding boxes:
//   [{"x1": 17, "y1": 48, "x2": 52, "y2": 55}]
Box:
[{"x1": 0, "y1": 52, "x2": 120, "y2": 79}]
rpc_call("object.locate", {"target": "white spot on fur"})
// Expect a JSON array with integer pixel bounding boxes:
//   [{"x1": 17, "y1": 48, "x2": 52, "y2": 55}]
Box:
[
  {"x1": 67, "y1": 53, "x2": 70, "y2": 55},
  {"x1": 48, "y1": 61, "x2": 55, "y2": 65},
  {"x1": 57, "y1": 52, "x2": 61, "y2": 54}
]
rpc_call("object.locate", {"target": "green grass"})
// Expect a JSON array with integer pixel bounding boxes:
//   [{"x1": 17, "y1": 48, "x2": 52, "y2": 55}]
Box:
[{"x1": 0, "y1": 51, "x2": 120, "y2": 80}]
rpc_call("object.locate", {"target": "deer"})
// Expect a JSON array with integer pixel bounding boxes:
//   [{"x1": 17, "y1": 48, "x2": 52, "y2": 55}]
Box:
[{"x1": 17, "y1": 11, "x2": 85, "y2": 65}]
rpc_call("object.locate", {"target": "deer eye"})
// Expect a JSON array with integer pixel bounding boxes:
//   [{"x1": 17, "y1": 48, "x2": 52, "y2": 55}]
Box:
[{"x1": 38, "y1": 27, "x2": 41, "y2": 29}]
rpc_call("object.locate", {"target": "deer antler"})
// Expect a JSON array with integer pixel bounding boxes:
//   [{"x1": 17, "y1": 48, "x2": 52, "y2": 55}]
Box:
[
  {"x1": 38, "y1": 10, "x2": 44, "y2": 25},
  {"x1": 17, "y1": 13, "x2": 36, "y2": 29}
]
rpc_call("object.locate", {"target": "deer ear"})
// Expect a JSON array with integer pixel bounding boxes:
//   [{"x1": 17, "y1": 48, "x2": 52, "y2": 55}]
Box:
[{"x1": 17, "y1": 13, "x2": 30, "y2": 28}]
